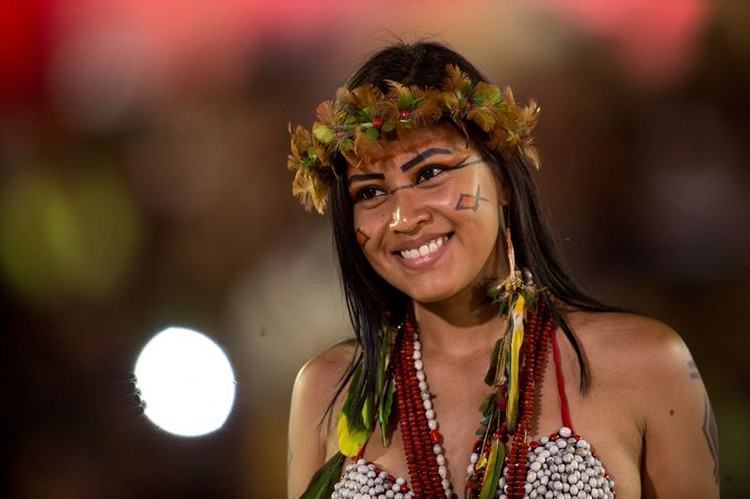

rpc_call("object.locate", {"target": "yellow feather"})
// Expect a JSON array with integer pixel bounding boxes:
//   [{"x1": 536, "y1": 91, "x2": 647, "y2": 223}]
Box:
[
  {"x1": 506, "y1": 295, "x2": 526, "y2": 430},
  {"x1": 337, "y1": 411, "x2": 369, "y2": 457},
  {"x1": 478, "y1": 438, "x2": 500, "y2": 499}
]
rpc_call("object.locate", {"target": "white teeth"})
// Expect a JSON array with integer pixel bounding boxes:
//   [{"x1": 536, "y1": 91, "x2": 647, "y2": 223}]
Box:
[{"x1": 399, "y1": 236, "x2": 449, "y2": 260}]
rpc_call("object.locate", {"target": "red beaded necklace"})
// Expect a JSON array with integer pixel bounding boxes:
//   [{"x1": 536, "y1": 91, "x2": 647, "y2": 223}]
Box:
[{"x1": 392, "y1": 299, "x2": 554, "y2": 499}]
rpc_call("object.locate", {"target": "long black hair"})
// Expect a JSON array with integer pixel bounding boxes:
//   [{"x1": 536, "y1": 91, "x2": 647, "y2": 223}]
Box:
[{"x1": 323, "y1": 41, "x2": 620, "y2": 427}]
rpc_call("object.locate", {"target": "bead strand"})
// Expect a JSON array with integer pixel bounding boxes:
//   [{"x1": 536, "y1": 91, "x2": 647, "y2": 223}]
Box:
[
  {"x1": 397, "y1": 319, "x2": 446, "y2": 497},
  {"x1": 411, "y1": 328, "x2": 454, "y2": 497},
  {"x1": 394, "y1": 327, "x2": 424, "y2": 497},
  {"x1": 404, "y1": 316, "x2": 450, "y2": 497},
  {"x1": 504, "y1": 299, "x2": 549, "y2": 499},
  {"x1": 402, "y1": 320, "x2": 431, "y2": 495}
]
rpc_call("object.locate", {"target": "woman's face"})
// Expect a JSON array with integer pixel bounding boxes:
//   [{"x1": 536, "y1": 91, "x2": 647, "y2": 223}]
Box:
[{"x1": 347, "y1": 124, "x2": 508, "y2": 304}]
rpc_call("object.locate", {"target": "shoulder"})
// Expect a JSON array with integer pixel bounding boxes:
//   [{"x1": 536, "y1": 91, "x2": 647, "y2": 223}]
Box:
[
  {"x1": 566, "y1": 310, "x2": 691, "y2": 377},
  {"x1": 562, "y1": 311, "x2": 719, "y2": 497},
  {"x1": 294, "y1": 338, "x2": 358, "y2": 400},
  {"x1": 290, "y1": 338, "x2": 359, "y2": 435},
  {"x1": 565, "y1": 310, "x2": 703, "y2": 416},
  {"x1": 288, "y1": 340, "x2": 359, "y2": 496}
]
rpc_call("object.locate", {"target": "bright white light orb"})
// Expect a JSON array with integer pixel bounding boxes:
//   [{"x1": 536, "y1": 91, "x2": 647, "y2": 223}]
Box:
[{"x1": 134, "y1": 327, "x2": 236, "y2": 437}]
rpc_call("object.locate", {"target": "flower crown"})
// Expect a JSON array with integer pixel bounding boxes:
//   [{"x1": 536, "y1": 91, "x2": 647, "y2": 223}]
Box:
[{"x1": 287, "y1": 64, "x2": 541, "y2": 214}]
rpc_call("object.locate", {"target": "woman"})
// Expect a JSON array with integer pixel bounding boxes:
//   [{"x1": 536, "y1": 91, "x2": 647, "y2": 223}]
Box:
[{"x1": 287, "y1": 42, "x2": 719, "y2": 499}]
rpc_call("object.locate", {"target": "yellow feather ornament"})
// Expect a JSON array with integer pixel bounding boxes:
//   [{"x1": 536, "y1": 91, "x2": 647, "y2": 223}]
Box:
[{"x1": 506, "y1": 294, "x2": 526, "y2": 431}]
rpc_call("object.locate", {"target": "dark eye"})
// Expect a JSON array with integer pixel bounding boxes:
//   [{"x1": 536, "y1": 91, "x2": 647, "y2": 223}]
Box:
[
  {"x1": 354, "y1": 186, "x2": 386, "y2": 202},
  {"x1": 416, "y1": 165, "x2": 445, "y2": 184}
]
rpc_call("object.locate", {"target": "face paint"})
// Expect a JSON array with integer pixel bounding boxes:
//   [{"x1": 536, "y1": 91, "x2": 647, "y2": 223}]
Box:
[
  {"x1": 455, "y1": 184, "x2": 490, "y2": 212},
  {"x1": 355, "y1": 228, "x2": 371, "y2": 247},
  {"x1": 389, "y1": 206, "x2": 403, "y2": 230},
  {"x1": 348, "y1": 124, "x2": 506, "y2": 304}
]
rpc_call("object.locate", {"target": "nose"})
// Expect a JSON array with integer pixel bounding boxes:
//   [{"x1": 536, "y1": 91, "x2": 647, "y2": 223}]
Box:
[{"x1": 388, "y1": 188, "x2": 431, "y2": 234}]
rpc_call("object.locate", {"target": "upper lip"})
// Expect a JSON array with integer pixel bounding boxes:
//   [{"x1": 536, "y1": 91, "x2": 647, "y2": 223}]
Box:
[{"x1": 390, "y1": 232, "x2": 452, "y2": 253}]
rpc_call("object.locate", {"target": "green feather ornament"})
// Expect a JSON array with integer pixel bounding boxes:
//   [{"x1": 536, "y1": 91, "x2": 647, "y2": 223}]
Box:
[
  {"x1": 506, "y1": 295, "x2": 526, "y2": 432},
  {"x1": 478, "y1": 438, "x2": 506, "y2": 499},
  {"x1": 378, "y1": 377, "x2": 395, "y2": 446},
  {"x1": 337, "y1": 360, "x2": 372, "y2": 457},
  {"x1": 299, "y1": 451, "x2": 346, "y2": 499},
  {"x1": 484, "y1": 335, "x2": 503, "y2": 386},
  {"x1": 376, "y1": 325, "x2": 396, "y2": 445}
]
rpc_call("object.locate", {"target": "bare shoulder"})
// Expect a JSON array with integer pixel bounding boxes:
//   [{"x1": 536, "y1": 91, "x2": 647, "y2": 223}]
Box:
[
  {"x1": 555, "y1": 310, "x2": 718, "y2": 497},
  {"x1": 567, "y1": 312, "x2": 690, "y2": 374},
  {"x1": 288, "y1": 339, "x2": 359, "y2": 497},
  {"x1": 564, "y1": 310, "x2": 693, "y2": 389},
  {"x1": 293, "y1": 338, "x2": 359, "y2": 414}
]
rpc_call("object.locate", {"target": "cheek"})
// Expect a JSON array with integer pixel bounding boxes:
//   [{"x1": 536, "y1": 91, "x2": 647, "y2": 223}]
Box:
[{"x1": 353, "y1": 207, "x2": 389, "y2": 252}]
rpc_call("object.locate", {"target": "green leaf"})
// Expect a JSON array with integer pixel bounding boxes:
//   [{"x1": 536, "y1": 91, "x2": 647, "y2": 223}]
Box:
[
  {"x1": 365, "y1": 127, "x2": 379, "y2": 141},
  {"x1": 382, "y1": 122, "x2": 395, "y2": 133},
  {"x1": 398, "y1": 93, "x2": 414, "y2": 109},
  {"x1": 300, "y1": 452, "x2": 346, "y2": 499},
  {"x1": 362, "y1": 106, "x2": 374, "y2": 119},
  {"x1": 312, "y1": 123, "x2": 334, "y2": 144}
]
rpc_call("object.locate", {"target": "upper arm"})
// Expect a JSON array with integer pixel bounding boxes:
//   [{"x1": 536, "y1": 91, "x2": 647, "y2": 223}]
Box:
[
  {"x1": 287, "y1": 342, "x2": 354, "y2": 498},
  {"x1": 638, "y1": 324, "x2": 719, "y2": 498}
]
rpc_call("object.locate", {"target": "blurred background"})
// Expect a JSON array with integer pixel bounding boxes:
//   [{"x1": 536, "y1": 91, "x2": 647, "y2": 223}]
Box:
[{"x1": 1, "y1": 0, "x2": 748, "y2": 497}]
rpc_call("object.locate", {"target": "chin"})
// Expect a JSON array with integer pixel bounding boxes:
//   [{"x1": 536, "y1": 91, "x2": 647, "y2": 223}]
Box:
[{"x1": 399, "y1": 280, "x2": 464, "y2": 305}]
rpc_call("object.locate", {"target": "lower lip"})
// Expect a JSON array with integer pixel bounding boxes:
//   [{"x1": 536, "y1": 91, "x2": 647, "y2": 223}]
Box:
[{"x1": 396, "y1": 237, "x2": 451, "y2": 270}]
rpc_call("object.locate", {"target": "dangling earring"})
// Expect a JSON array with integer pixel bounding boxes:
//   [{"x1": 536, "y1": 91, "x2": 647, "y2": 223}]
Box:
[
  {"x1": 503, "y1": 206, "x2": 521, "y2": 290},
  {"x1": 488, "y1": 205, "x2": 524, "y2": 303},
  {"x1": 485, "y1": 204, "x2": 539, "y2": 432}
]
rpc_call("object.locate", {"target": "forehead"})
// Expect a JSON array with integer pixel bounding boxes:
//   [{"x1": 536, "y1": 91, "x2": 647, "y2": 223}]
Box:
[{"x1": 346, "y1": 124, "x2": 472, "y2": 175}]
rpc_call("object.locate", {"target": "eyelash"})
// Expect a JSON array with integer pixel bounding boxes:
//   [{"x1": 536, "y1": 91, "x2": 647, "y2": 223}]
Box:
[
  {"x1": 416, "y1": 165, "x2": 446, "y2": 183},
  {"x1": 352, "y1": 164, "x2": 448, "y2": 203}
]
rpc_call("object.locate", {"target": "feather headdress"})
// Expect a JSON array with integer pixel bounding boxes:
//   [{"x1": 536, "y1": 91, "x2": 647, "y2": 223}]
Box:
[{"x1": 288, "y1": 64, "x2": 541, "y2": 214}]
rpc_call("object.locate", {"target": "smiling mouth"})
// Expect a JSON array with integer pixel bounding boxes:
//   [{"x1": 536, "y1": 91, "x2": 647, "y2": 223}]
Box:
[{"x1": 396, "y1": 233, "x2": 453, "y2": 260}]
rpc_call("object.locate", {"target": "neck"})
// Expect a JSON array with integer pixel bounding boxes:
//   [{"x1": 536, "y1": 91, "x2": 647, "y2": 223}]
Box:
[
  {"x1": 413, "y1": 284, "x2": 506, "y2": 358},
  {"x1": 412, "y1": 233, "x2": 509, "y2": 357}
]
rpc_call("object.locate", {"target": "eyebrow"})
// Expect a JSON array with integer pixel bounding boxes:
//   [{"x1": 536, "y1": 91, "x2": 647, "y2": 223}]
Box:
[
  {"x1": 400, "y1": 147, "x2": 454, "y2": 172},
  {"x1": 348, "y1": 172, "x2": 385, "y2": 186},
  {"x1": 346, "y1": 147, "x2": 456, "y2": 187}
]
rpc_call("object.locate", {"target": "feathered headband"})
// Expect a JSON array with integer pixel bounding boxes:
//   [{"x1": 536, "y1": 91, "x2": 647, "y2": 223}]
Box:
[{"x1": 287, "y1": 64, "x2": 541, "y2": 214}]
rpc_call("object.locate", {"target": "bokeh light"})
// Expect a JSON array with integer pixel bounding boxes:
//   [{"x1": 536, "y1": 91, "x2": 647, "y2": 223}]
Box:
[
  {"x1": 0, "y1": 167, "x2": 141, "y2": 304},
  {"x1": 134, "y1": 327, "x2": 236, "y2": 437}
]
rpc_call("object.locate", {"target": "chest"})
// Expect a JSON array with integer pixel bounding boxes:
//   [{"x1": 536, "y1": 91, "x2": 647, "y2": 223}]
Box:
[{"x1": 330, "y1": 349, "x2": 644, "y2": 499}]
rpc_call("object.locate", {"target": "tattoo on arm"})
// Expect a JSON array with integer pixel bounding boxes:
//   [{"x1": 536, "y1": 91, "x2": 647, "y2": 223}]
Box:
[
  {"x1": 355, "y1": 228, "x2": 371, "y2": 248},
  {"x1": 455, "y1": 184, "x2": 490, "y2": 212},
  {"x1": 688, "y1": 359, "x2": 701, "y2": 380},
  {"x1": 688, "y1": 358, "x2": 719, "y2": 483},
  {"x1": 702, "y1": 395, "x2": 720, "y2": 484}
]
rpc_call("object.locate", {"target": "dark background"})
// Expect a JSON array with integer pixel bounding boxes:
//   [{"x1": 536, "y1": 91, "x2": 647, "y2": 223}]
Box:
[{"x1": 2, "y1": 1, "x2": 748, "y2": 497}]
